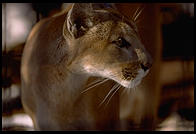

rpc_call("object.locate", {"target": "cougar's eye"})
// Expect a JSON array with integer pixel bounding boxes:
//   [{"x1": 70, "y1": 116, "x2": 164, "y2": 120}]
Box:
[{"x1": 112, "y1": 37, "x2": 131, "y2": 49}]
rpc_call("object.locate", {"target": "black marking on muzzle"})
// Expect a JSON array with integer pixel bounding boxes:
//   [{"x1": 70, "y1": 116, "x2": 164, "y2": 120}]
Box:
[{"x1": 122, "y1": 68, "x2": 137, "y2": 80}]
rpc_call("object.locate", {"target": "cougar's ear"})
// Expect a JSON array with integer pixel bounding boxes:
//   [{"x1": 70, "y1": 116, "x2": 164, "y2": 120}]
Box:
[{"x1": 66, "y1": 3, "x2": 94, "y2": 38}]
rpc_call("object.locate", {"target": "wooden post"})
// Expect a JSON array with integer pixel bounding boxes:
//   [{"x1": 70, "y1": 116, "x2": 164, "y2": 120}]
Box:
[{"x1": 116, "y1": 3, "x2": 162, "y2": 130}]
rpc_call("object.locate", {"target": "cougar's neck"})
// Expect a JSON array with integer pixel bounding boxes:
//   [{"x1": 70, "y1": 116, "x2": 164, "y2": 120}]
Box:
[{"x1": 62, "y1": 67, "x2": 89, "y2": 98}]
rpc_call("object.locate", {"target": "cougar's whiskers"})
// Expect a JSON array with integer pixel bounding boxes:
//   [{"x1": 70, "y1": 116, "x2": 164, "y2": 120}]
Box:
[
  {"x1": 98, "y1": 83, "x2": 119, "y2": 108},
  {"x1": 81, "y1": 78, "x2": 109, "y2": 94}
]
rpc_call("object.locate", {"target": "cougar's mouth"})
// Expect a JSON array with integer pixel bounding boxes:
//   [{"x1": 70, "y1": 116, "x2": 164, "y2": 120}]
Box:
[
  {"x1": 82, "y1": 63, "x2": 149, "y2": 89},
  {"x1": 120, "y1": 69, "x2": 149, "y2": 89}
]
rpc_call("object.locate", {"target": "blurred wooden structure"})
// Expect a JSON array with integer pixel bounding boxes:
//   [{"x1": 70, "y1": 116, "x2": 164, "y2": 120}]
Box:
[{"x1": 116, "y1": 3, "x2": 162, "y2": 130}]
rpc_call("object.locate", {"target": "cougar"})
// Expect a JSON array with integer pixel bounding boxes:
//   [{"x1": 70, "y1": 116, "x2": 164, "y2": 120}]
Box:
[{"x1": 21, "y1": 3, "x2": 152, "y2": 130}]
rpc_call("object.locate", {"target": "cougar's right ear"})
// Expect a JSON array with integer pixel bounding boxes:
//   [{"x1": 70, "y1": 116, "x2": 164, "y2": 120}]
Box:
[{"x1": 65, "y1": 3, "x2": 94, "y2": 38}]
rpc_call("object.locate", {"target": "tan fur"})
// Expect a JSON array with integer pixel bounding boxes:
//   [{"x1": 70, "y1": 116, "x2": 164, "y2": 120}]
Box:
[{"x1": 21, "y1": 4, "x2": 152, "y2": 130}]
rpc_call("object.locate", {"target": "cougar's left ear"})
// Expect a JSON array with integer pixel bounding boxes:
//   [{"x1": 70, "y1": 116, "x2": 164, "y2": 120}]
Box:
[{"x1": 65, "y1": 3, "x2": 94, "y2": 38}]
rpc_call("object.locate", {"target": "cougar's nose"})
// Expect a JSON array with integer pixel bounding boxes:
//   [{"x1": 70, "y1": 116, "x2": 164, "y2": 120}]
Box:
[
  {"x1": 141, "y1": 51, "x2": 153, "y2": 72},
  {"x1": 140, "y1": 62, "x2": 152, "y2": 72}
]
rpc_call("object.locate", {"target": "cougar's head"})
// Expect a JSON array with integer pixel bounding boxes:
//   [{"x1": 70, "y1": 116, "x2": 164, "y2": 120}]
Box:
[{"x1": 63, "y1": 3, "x2": 152, "y2": 89}]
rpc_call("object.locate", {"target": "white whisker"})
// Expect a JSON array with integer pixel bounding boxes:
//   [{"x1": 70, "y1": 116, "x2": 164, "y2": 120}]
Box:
[
  {"x1": 81, "y1": 78, "x2": 109, "y2": 94},
  {"x1": 120, "y1": 87, "x2": 127, "y2": 97},
  {"x1": 104, "y1": 85, "x2": 121, "y2": 107},
  {"x1": 98, "y1": 83, "x2": 119, "y2": 107},
  {"x1": 134, "y1": 7, "x2": 144, "y2": 22},
  {"x1": 127, "y1": 87, "x2": 130, "y2": 94},
  {"x1": 132, "y1": 6, "x2": 140, "y2": 21},
  {"x1": 86, "y1": 78, "x2": 104, "y2": 87}
]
